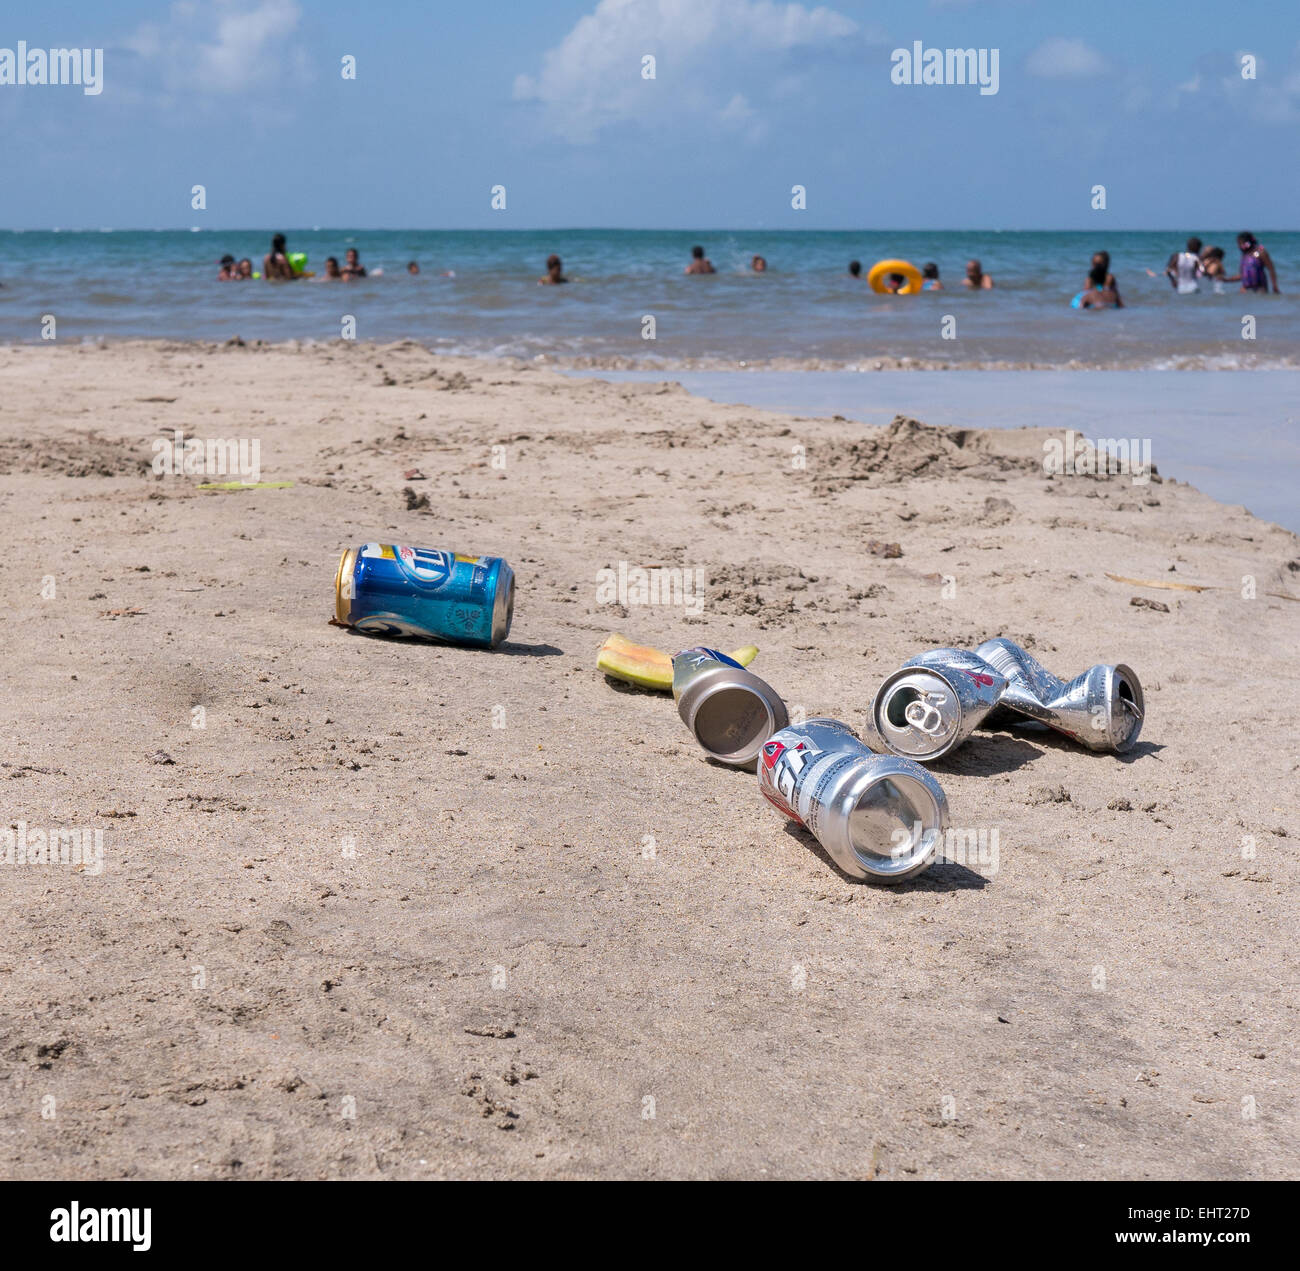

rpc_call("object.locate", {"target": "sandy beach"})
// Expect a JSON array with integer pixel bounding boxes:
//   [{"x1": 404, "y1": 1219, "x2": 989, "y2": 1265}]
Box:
[{"x1": 0, "y1": 339, "x2": 1296, "y2": 1180}]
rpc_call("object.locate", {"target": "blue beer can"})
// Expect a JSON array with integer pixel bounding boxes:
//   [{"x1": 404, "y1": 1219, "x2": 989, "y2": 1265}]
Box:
[{"x1": 334, "y1": 543, "x2": 515, "y2": 649}]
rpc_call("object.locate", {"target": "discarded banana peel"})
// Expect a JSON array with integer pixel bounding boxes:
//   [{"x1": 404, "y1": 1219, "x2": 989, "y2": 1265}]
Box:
[{"x1": 597, "y1": 633, "x2": 759, "y2": 691}]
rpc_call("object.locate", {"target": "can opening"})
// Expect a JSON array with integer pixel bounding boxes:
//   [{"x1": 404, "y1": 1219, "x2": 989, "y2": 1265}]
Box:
[
  {"x1": 847, "y1": 774, "x2": 940, "y2": 879},
  {"x1": 1113, "y1": 668, "x2": 1144, "y2": 747},
  {"x1": 884, "y1": 685, "x2": 923, "y2": 730},
  {"x1": 693, "y1": 686, "x2": 774, "y2": 763}
]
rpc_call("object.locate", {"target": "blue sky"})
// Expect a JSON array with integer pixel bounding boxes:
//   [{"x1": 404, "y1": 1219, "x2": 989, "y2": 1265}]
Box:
[{"x1": 1, "y1": 0, "x2": 1297, "y2": 229}]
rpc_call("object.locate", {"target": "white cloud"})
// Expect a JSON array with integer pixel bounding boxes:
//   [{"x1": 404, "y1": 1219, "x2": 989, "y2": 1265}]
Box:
[
  {"x1": 1026, "y1": 37, "x2": 1109, "y2": 79},
  {"x1": 1164, "y1": 45, "x2": 1300, "y2": 124},
  {"x1": 513, "y1": 0, "x2": 862, "y2": 141},
  {"x1": 122, "y1": 0, "x2": 303, "y2": 95}
]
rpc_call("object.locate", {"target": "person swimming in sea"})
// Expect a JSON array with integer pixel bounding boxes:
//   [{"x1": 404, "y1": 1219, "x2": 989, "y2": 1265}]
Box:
[
  {"x1": 341, "y1": 248, "x2": 367, "y2": 280},
  {"x1": 963, "y1": 258, "x2": 993, "y2": 289},
  {"x1": 1225, "y1": 232, "x2": 1279, "y2": 293},
  {"x1": 685, "y1": 245, "x2": 715, "y2": 275},
  {"x1": 407, "y1": 261, "x2": 420, "y2": 275},
  {"x1": 217, "y1": 254, "x2": 236, "y2": 281},
  {"x1": 750, "y1": 255, "x2": 767, "y2": 273},
  {"x1": 263, "y1": 233, "x2": 296, "y2": 280},
  {"x1": 1079, "y1": 263, "x2": 1123, "y2": 309},
  {"x1": 848, "y1": 260, "x2": 862, "y2": 279},
  {"x1": 1084, "y1": 251, "x2": 1118, "y2": 299},
  {"x1": 322, "y1": 256, "x2": 343, "y2": 280},
  {"x1": 921, "y1": 262, "x2": 942, "y2": 291},
  {"x1": 538, "y1": 254, "x2": 568, "y2": 284},
  {"x1": 884, "y1": 273, "x2": 908, "y2": 294},
  {"x1": 236, "y1": 258, "x2": 253, "y2": 280}
]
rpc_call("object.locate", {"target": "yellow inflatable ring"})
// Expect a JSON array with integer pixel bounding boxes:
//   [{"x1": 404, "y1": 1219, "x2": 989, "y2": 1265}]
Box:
[{"x1": 868, "y1": 259, "x2": 923, "y2": 295}]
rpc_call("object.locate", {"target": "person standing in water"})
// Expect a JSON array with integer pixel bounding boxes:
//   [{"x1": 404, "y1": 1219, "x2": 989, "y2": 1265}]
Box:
[
  {"x1": 848, "y1": 260, "x2": 862, "y2": 279},
  {"x1": 750, "y1": 255, "x2": 767, "y2": 273},
  {"x1": 963, "y1": 259, "x2": 993, "y2": 289},
  {"x1": 1152, "y1": 237, "x2": 1202, "y2": 292},
  {"x1": 1226, "y1": 232, "x2": 1279, "y2": 293},
  {"x1": 685, "y1": 245, "x2": 715, "y2": 275},
  {"x1": 921, "y1": 262, "x2": 943, "y2": 290},
  {"x1": 263, "y1": 233, "x2": 296, "y2": 280}
]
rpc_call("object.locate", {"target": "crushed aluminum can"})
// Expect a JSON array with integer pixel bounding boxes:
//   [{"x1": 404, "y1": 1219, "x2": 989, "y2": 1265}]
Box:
[{"x1": 973, "y1": 637, "x2": 1144, "y2": 752}]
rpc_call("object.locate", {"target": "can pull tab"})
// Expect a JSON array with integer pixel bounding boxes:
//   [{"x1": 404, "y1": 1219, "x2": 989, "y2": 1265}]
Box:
[
  {"x1": 904, "y1": 696, "x2": 945, "y2": 735},
  {"x1": 1119, "y1": 696, "x2": 1144, "y2": 721}
]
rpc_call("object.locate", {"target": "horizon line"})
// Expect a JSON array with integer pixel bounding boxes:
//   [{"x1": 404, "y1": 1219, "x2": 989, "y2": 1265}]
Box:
[{"x1": 5, "y1": 225, "x2": 1294, "y2": 235}]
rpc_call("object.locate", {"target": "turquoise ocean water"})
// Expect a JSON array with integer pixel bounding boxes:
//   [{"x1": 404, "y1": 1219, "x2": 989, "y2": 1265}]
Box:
[{"x1": 1, "y1": 229, "x2": 1297, "y2": 369}]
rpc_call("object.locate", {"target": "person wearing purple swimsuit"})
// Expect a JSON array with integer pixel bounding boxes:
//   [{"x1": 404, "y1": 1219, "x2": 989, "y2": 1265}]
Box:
[{"x1": 1226, "y1": 232, "x2": 1280, "y2": 293}]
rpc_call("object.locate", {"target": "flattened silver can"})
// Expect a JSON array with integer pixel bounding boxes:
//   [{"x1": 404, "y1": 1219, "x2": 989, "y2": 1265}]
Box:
[{"x1": 974, "y1": 637, "x2": 1144, "y2": 752}]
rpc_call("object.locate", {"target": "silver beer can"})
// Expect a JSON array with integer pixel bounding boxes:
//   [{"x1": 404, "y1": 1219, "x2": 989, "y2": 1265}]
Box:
[
  {"x1": 974, "y1": 638, "x2": 1144, "y2": 753},
  {"x1": 866, "y1": 647, "x2": 1007, "y2": 761},
  {"x1": 758, "y1": 718, "x2": 949, "y2": 883}
]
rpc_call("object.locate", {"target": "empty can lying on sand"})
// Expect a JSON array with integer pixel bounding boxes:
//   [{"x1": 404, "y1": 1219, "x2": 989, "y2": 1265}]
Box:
[
  {"x1": 867, "y1": 647, "x2": 1007, "y2": 762},
  {"x1": 334, "y1": 543, "x2": 514, "y2": 649},
  {"x1": 671, "y1": 647, "x2": 789, "y2": 768},
  {"x1": 974, "y1": 638, "x2": 1144, "y2": 752},
  {"x1": 758, "y1": 718, "x2": 949, "y2": 883}
]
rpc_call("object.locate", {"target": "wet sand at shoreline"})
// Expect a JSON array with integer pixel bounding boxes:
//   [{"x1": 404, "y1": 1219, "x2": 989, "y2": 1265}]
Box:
[{"x1": 572, "y1": 368, "x2": 1300, "y2": 533}]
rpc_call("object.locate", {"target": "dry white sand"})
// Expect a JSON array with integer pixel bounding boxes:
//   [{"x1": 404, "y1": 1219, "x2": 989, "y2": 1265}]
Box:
[{"x1": 0, "y1": 339, "x2": 1296, "y2": 1179}]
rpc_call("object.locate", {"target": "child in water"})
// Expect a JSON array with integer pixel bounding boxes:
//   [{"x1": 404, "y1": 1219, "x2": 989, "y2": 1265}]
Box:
[
  {"x1": 1200, "y1": 246, "x2": 1227, "y2": 285},
  {"x1": 538, "y1": 254, "x2": 568, "y2": 284},
  {"x1": 1084, "y1": 251, "x2": 1118, "y2": 300},
  {"x1": 1080, "y1": 264, "x2": 1123, "y2": 309}
]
